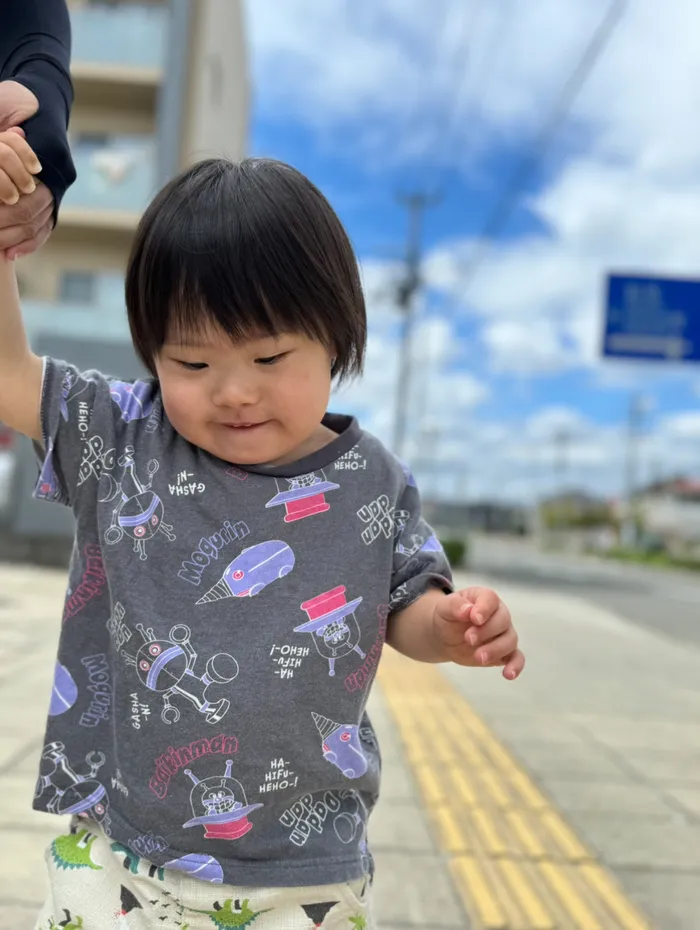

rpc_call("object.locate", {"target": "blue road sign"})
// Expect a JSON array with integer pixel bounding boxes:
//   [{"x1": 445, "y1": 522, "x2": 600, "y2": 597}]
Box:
[{"x1": 603, "y1": 273, "x2": 700, "y2": 363}]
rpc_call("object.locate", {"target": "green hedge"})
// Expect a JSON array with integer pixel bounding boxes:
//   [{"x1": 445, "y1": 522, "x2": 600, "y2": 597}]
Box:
[{"x1": 441, "y1": 538, "x2": 468, "y2": 568}]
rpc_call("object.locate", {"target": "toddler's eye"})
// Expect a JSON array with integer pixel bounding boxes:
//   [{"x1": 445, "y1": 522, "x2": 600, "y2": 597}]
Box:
[
  {"x1": 177, "y1": 360, "x2": 208, "y2": 371},
  {"x1": 256, "y1": 353, "x2": 286, "y2": 366}
]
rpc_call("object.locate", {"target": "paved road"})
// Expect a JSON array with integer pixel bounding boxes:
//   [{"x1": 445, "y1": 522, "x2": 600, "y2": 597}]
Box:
[
  {"x1": 469, "y1": 535, "x2": 700, "y2": 650},
  {"x1": 2, "y1": 556, "x2": 699, "y2": 928}
]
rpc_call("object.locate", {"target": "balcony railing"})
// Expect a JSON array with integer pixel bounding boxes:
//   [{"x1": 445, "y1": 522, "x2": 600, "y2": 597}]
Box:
[
  {"x1": 70, "y1": 2, "x2": 168, "y2": 71},
  {"x1": 62, "y1": 138, "x2": 157, "y2": 214},
  {"x1": 23, "y1": 291, "x2": 131, "y2": 343}
]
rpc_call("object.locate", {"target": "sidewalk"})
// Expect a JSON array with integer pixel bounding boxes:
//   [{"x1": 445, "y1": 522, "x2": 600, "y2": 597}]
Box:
[{"x1": 1, "y1": 563, "x2": 699, "y2": 928}]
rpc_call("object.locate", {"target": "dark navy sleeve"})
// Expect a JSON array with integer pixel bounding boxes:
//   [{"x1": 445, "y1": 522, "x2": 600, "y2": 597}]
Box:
[
  {"x1": 389, "y1": 474, "x2": 453, "y2": 615},
  {"x1": 0, "y1": 0, "x2": 76, "y2": 218}
]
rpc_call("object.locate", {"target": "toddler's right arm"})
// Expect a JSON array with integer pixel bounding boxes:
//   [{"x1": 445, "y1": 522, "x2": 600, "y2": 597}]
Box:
[
  {"x1": 0, "y1": 129, "x2": 46, "y2": 442},
  {"x1": 0, "y1": 246, "x2": 44, "y2": 444}
]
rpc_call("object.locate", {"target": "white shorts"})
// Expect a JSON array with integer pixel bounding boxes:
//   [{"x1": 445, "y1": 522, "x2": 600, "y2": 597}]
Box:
[{"x1": 35, "y1": 820, "x2": 374, "y2": 929}]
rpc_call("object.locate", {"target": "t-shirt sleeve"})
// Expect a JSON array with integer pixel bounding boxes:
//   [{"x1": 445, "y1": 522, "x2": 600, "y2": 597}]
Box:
[
  {"x1": 389, "y1": 474, "x2": 453, "y2": 614},
  {"x1": 33, "y1": 357, "x2": 158, "y2": 509}
]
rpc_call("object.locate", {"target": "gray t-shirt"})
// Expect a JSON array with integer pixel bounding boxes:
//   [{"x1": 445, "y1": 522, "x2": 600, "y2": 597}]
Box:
[{"x1": 32, "y1": 357, "x2": 452, "y2": 887}]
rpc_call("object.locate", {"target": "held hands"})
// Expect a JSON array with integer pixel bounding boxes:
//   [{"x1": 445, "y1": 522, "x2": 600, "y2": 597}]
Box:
[
  {"x1": 0, "y1": 127, "x2": 42, "y2": 205},
  {"x1": 432, "y1": 587, "x2": 525, "y2": 680},
  {"x1": 0, "y1": 82, "x2": 54, "y2": 259}
]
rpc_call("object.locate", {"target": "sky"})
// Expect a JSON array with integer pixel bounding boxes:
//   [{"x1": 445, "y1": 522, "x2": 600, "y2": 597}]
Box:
[{"x1": 244, "y1": 0, "x2": 700, "y2": 503}]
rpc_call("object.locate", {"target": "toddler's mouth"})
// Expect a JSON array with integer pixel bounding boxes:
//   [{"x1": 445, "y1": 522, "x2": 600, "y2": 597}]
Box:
[{"x1": 221, "y1": 421, "x2": 268, "y2": 431}]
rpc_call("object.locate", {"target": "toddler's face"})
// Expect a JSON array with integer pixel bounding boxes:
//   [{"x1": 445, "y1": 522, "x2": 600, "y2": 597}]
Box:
[{"x1": 154, "y1": 324, "x2": 334, "y2": 466}]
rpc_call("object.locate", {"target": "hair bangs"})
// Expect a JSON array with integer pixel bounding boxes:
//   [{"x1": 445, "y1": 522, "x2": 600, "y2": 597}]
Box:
[{"x1": 126, "y1": 157, "x2": 366, "y2": 379}]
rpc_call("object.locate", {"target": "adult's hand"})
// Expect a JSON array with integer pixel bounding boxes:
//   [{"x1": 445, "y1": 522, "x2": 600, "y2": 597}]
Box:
[{"x1": 0, "y1": 80, "x2": 55, "y2": 259}]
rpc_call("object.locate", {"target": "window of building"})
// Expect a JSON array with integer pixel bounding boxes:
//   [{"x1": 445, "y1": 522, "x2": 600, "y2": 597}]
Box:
[{"x1": 59, "y1": 272, "x2": 97, "y2": 305}]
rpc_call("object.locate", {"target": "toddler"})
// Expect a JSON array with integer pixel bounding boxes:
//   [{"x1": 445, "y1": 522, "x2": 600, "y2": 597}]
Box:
[{"x1": 0, "y1": 134, "x2": 524, "y2": 929}]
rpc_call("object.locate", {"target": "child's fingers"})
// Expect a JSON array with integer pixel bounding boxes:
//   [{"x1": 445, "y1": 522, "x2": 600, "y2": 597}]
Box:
[
  {"x1": 0, "y1": 131, "x2": 42, "y2": 173},
  {"x1": 502, "y1": 648, "x2": 525, "y2": 681},
  {"x1": 464, "y1": 603, "x2": 511, "y2": 647},
  {"x1": 468, "y1": 588, "x2": 502, "y2": 626},
  {"x1": 434, "y1": 591, "x2": 473, "y2": 623},
  {"x1": 0, "y1": 157, "x2": 37, "y2": 203},
  {"x1": 473, "y1": 628, "x2": 519, "y2": 666},
  {"x1": 0, "y1": 137, "x2": 42, "y2": 202}
]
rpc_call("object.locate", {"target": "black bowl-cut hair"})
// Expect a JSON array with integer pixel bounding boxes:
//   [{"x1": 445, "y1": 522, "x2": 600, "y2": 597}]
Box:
[{"x1": 125, "y1": 157, "x2": 366, "y2": 381}]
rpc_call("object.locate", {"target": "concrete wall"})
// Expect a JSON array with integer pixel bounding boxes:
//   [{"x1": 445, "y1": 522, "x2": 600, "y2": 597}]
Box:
[{"x1": 180, "y1": 0, "x2": 249, "y2": 165}]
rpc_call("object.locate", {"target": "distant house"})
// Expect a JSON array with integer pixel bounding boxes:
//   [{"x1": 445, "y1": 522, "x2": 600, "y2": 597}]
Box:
[
  {"x1": 634, "y1": 478, "x2": 700, "y2": 547},
  {"x1": 537, "y1": 491, "x2": 613, "y2": 529},
  {"x1": 422, "y1": 501, "x2": 530, "y2": 535}
]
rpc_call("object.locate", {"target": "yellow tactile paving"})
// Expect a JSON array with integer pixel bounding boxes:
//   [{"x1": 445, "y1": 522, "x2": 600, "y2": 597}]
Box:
[{"x1": 378, "y1": 651, "x2": 654, "y2": 930}]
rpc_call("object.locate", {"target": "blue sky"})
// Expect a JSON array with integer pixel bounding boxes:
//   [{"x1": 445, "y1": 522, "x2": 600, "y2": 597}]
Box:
[{"x1": 245, "y1": 0, "x2": 700, "y2": 501}]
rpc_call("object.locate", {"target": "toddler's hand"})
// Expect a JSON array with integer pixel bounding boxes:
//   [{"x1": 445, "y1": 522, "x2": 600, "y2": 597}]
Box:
[
  {"x1": 0, "y1": 127, "x2": 42, "y2": 206},
  {"x1": 432, "y1": 586, "x2": 525, "y2": 680}
]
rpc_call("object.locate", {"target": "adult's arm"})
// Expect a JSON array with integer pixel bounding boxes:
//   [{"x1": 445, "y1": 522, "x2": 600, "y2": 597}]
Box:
[{"x1": 0, "y1": 0, "x2": 77, "y2": 219}]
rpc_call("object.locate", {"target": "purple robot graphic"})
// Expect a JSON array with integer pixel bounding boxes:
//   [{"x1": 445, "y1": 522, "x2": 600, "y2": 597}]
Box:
[
  {"x1": 121, "y1": 623, "x2": 239, "y2": 724},
  {"x1": 395, "y1": 533, "x2": 423, "y2": 558},
  {"x1": 163, "y1": 853, "x2": 224, "y2": 883},
  {"x1": 421, "y1": 533, "x2": 443, "y2": 553},
  {"x1": 183, "y1": 760, "x2": 263, "y2": 841},
  {"x1": 109, "y1": 380, "x2": 154, "y2": 422},
  {"x1": 398, "y1": 461, "x2": 417, "y2": 488},
  {"x1": 294, "y1": 586, "x2": 366, "y2": 677},
  {"x1": 59, "y1": 369, "x2": 78, "y2": 421},
  {"x1": 312, "y1": 714, "x2": 368, "y2": 779},
  {"x1": 103, "y1": 449, "x2": 175, "y2": 560},
  {"x1": 34, "y1": 742, "x2": 111, "y2": 834},
  {"x1": 36, "y1": 442, "x2": 63, "y2": 502},
  {"x1": 265, "y1": 470, "x2": 339, "y2": 523},
  {"x1": 49, "y1": 663, "x2": 78, "y2": 716},
  {"x1": 59, "y1": 368, "x2": 92, "y2": 422},
  {"x1": 196, "y1": 540, "x2": 294, "y2": 604}
]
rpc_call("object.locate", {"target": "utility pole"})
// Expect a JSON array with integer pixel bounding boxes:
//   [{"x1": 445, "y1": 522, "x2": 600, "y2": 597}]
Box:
[
  {"x1": 553, "y1": 428, "x2": 570, "y2": 492},
  {"x1": 392, "y1": 192, "x2": 440, "y2": 459},
  {"x1": 621, "y1": 392, "x2": 647, "y2": 548}
]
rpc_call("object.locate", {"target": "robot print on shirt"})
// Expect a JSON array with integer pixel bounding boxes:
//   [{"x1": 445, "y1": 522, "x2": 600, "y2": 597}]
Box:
[
  {"x1": 48, "y1": 663, "x2": 79, "y2": 717},
  {"x1": 294, "y1": 586, "x2": 366, "y2": 677},
  {"x1": 196, "y1": 540, "x2": 295, "y2": 604},
  {"x1": 101, "y1": 448, "x2": 175, "y2": 560},
  {"x1": 121, "y1": 623, "x2": 239, "y2": 724},
  {"x1": 182, "y1": 759, "x2": 263, "y2": 840},
  {"x1": 59, "y1": 368, "x2": 93, "y2": 422},
  {"x1": 35, "y1": 439, "x2": 63, "y2": 503},
  {"x1": 265, "y1": 470, "x2": 339, "y2": 523},
  {"x1": 108, "y1": 380, "x2": 154, "y2": 422},
  {"x1": 312, "y1": 713, "x2": 369, "y2": 779},
  {"x1": 395, "y1": 530, "x2": 442, "y2": 559},
  {"x1": 34, "y1": 741, "x2": 111, "y2": 834},
  {"x1": 78, "y1": 436, "x2": 117, "y2": 487},
  {"x1": 163, "y1": 853, "x2": 224, "y2": 884}
]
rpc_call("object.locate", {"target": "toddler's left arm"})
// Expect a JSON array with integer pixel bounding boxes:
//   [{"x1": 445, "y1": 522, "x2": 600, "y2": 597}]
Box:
[{"x1": 388, "y1": 584, "x2": 525, "y2": 681}]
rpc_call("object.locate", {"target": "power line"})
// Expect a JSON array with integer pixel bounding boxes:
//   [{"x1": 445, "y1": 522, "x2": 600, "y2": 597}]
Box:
[
  {"x1": 456, "y1": 0, "x2": 627, "y2": 290},
  {"x1": 392, "y1": 191, "x2": 441, "y2": 459},
  {"x1": 424, "y1": 0, "x2": 484, "y2": 179},
  {"x1": 429, "y1": 0, "x2": 514, "y2": 190}
]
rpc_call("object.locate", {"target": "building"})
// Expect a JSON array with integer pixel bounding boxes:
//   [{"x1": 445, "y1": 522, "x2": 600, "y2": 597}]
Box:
[
  {"x1": 1, "y1": 0, "x2": 249, "y2": 559},
  {"x1": 633, "y1": 478, "x2": 700, "y2": 550},
  {"x1": 18, "y1": 0, "x2": 248, "y2": 318}
]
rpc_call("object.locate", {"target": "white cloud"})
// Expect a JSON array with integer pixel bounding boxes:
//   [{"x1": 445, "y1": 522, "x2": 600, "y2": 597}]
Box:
[
  {"x1": 661, "y1": 412, "x2": 700, "y2": 441},
  {"x1": 248, "y1": 0, "x2": 700, "y2": 377},
  {"x1": 248, "y1": 0, "x2": 700, "y2": 496}
]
